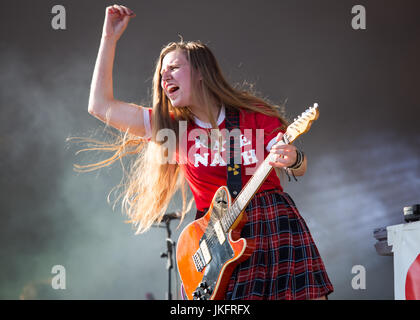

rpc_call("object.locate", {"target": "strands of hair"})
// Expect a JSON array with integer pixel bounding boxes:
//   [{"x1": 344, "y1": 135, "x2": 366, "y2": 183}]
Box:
[{"x1": 71, "y1": 40, "x2": 288, "y2": 234}]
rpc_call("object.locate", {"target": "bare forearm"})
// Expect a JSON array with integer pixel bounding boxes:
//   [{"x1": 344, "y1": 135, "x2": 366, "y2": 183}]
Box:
[{"x1": 88, "y1": 36, "x2": 118, "y2": 113}]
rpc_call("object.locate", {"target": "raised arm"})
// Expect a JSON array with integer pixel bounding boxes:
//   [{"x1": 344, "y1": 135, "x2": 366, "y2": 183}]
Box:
[{"x1": 88, "y1": 5, "x2": 151, "y2": 138}]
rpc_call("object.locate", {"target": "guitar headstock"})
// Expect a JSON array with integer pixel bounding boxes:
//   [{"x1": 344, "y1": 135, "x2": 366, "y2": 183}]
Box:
[{"x1": 284, "y1": 103, "x2": 319, "y2": 143}]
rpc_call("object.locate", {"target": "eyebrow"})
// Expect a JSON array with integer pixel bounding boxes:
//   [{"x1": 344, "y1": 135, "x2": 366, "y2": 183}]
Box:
[{"x1": 160, "y1": 62, "x2": 182, "y2": 75}]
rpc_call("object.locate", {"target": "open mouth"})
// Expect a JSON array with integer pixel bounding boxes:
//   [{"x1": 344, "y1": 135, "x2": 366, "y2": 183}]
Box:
[{"x1": 168, "y1": 86, "x2": 179, "y2": 94}]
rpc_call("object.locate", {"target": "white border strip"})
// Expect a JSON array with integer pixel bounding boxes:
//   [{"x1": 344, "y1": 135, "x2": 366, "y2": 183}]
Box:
[
  {"x1": 143, "y1": 108, "x2": 152, "y2": 138},
  {"x1": 193, "y1": 105, "x2": 226, "y2": 128}
]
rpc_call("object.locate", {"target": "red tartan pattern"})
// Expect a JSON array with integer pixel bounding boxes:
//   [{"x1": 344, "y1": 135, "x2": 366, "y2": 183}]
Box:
[{"x1": 221, "y1": 189, "x2": 334, "y2": 300}]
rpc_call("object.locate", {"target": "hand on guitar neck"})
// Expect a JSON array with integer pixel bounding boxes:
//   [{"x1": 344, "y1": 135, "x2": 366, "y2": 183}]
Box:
[{"x1": 268, "y1": 132, "x2": 307, "y2": 177}]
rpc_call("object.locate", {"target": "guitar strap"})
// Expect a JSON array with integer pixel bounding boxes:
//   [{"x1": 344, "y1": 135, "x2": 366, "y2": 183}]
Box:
[
  {"x1": 225, "y1": 106, "x2": 242, "y2": 200},
  {"x1": 194, "y1": 106, "x2": 242, "y2": 221}
]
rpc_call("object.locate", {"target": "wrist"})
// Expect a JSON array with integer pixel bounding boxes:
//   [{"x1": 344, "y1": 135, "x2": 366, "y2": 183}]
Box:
[
  {"x1": 288, "y1": 149, "x2": 304, "y2": 170},
  {"x1": 101, "y1": 34, "x2": 119, "y2": 44}
]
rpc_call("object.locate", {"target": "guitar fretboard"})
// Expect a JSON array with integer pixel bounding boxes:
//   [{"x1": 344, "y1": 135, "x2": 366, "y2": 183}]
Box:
[
  {"x1": 220, "y1": 137, "x2": 288, "y2": 231},
  {"x1": 220, "y1": 103, "x2": 318, "y2": 232}
]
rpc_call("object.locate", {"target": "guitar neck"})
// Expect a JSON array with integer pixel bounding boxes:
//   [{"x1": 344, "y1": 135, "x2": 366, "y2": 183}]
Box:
[
  {"x1": 220, "y1": 103, "x2": 318, "y2": 232},
  {"x1": 221, "y1": 133, "x2": 292, "y2": 231}
]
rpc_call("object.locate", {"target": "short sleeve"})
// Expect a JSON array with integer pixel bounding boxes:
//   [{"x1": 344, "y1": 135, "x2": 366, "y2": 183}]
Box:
[{"x1": 142, "y1": 108, "x2": 153, "y2": 139}]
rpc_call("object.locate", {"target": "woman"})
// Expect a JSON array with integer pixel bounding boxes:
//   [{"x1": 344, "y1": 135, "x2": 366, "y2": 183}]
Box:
[{"x1": 85, "y1": 4, "x2": 333, "y2": 300}]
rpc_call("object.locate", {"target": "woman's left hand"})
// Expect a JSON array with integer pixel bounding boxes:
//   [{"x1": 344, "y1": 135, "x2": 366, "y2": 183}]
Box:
[{"x1": 268, "y1": 132, "x2": 297, "y2": 168}]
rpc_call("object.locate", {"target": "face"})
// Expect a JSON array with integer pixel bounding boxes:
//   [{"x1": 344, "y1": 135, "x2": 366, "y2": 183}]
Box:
[{"x1": 160, "y1": 50, "x2": 198, "y2": 108}]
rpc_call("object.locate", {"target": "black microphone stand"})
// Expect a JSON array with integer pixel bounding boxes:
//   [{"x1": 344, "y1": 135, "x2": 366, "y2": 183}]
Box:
[{"x1": 157, "y1": 212, "x2": 180, "y2": 300}]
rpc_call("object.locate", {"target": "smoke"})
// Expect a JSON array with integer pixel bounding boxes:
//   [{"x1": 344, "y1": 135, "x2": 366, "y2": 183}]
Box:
[
  {"x1": 0, "y1": 46, "x2": 192, "y2": 299},
  {"x1": 285, "y1": 131, "x2": 420, "y2": 299},
  {"x1": 1, "y1": 0, "x2": 419, "y2": 300}
]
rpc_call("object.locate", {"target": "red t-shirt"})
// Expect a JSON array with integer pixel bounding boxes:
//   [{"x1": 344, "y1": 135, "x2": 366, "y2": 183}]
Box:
[{"x1": 143, "y1": 106, "x2": 284, "y2": 211}]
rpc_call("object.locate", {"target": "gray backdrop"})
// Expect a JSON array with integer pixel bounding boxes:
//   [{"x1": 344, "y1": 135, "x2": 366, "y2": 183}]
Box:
[{"x1": 1, "y1": 0, "x2": 419, "y2": 300}]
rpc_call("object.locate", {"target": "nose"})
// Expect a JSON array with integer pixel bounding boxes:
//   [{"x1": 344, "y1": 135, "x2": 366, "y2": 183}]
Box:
[{"x1": 161, "y1": 68, "x2": 172, "y2": 81}]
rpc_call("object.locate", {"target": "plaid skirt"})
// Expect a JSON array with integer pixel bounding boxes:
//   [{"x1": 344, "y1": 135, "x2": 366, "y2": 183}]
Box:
[{"x1": 195, "y1": 189, "x2": 334, "y2": 300}]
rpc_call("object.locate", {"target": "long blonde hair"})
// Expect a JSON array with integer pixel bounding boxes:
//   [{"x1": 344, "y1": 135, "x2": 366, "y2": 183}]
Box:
[{"x1": 70, "y1": 40, "x2": 288, "y2": 234}]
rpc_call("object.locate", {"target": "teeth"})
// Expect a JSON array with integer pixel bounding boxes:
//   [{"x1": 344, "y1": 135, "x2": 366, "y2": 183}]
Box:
[{"x1": 167, "y1": 85, "x2": 178, "y2": 93}]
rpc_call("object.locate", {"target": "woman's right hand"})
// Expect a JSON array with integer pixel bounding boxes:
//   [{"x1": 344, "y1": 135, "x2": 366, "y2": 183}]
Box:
[{"x1": 102, "y1": 4, "x2": 136, "y2": 42}]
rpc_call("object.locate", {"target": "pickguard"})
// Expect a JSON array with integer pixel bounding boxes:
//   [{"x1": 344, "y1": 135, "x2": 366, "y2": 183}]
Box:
[{"x1": 193, "y1": 187, "x2": 235, "y2": 299}]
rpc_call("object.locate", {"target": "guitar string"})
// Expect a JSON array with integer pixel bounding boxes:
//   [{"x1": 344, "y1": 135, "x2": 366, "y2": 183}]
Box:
[{"x1": 201, "y1": 206, "x2": 239, "y2": 251}]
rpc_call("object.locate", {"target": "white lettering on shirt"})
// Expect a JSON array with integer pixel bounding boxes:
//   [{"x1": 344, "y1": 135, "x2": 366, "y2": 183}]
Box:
[
  {"x1": 194, "y1": 153, "x2": 210, "y2": 167},
  {"x1": 210, "y1": 152, "x2": 227, "y2": 166},
  {"x1": 241, "y1": 149, "x2": 258, "y2": 165}
]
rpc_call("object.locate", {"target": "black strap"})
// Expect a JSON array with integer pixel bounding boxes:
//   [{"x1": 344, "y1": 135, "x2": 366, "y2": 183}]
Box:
[
  {"x1": 195, "y1": 107, "x2": 242, "y2": 220},
  {"x1": 225, "y1": 107, "x2": 242, "y2": 200}
]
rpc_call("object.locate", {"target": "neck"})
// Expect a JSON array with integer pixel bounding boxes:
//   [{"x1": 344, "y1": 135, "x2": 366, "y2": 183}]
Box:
[{"x1": 190, "y1": 104, "x2": 221, "y2": 124}]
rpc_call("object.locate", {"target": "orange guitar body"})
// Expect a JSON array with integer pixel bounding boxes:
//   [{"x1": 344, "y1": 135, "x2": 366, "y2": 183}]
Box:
[{"x1": 176, "y1": 186, "x2": 256, "y2": 300}]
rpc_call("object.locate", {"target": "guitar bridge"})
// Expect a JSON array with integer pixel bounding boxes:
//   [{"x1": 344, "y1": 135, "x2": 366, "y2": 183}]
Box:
[{"x1": 192, "y1": 247, "x2": 205, "y2": 272}]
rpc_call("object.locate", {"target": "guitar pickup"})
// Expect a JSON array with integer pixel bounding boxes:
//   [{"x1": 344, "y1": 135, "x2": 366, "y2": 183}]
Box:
[
  {"x1": 200, "y1": 239, "x2": 212, "y2": 265},
  {"x1": 192, "y1": 239, "x2": 212, "y2": 272},
  {"x1": 213, "y1": 220, "x2": 226, "y2": 244},
  {"x1": 192, "y1": 240, "x2": 211, "y2": 272}
]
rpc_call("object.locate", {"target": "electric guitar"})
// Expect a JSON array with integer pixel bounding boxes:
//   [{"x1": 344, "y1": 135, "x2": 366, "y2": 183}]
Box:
[{"x1": 176, "y1": 103, "x2": 320, "y2": 300}]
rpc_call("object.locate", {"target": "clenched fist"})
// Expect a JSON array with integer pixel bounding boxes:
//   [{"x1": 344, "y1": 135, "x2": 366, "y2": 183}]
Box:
[{"x1": 102, "y1": 4, "x2": 136, "y2": 42}]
